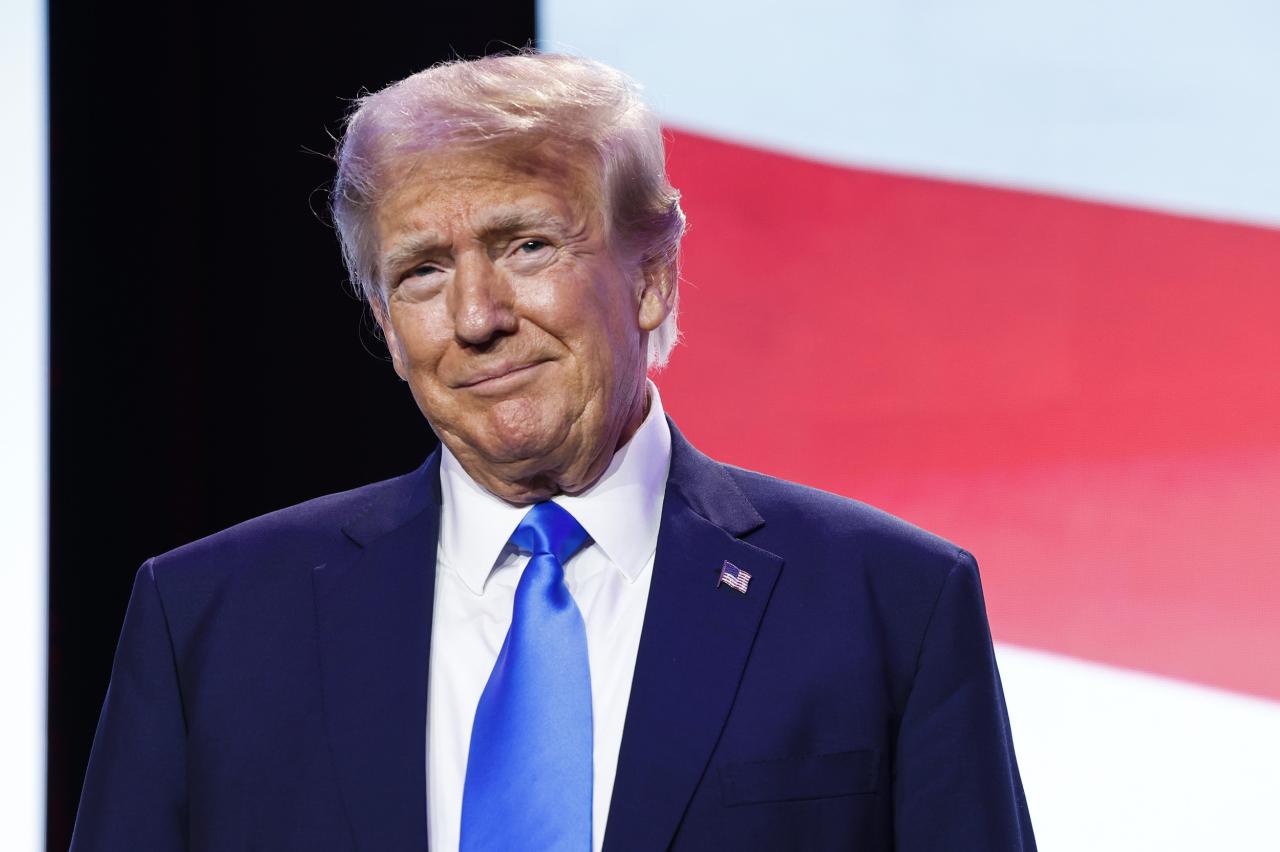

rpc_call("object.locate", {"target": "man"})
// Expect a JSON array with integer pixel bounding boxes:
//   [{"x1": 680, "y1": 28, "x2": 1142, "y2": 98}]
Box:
[{"x1": 72, "y1": 53, "x2": 1035, "y2": 851}]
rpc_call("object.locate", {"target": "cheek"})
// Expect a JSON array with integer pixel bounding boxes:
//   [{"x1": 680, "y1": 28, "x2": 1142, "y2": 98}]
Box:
[
  {"x1": 389, "y1": 303, "x2": 452, "y2": 369},
  {"x1": 534, "y1": 266, "x2": 640, "y2": 352},
  {"x1": 518, "y1": 273, "x2": 574, "y2": 319}
]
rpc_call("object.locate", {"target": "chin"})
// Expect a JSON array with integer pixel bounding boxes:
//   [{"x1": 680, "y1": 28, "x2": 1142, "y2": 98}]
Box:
[{"x1": 478, "y1": 398, "x2": 575, "y2": 465}]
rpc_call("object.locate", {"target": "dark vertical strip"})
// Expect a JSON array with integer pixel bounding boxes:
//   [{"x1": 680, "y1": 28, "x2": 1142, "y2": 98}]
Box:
[{"x1": 46, "y1": 2, "x2": 537, "y2": 847}]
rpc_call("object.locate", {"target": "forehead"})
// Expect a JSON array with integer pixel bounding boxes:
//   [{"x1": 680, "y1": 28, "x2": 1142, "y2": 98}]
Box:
[{"x1": 375, "y1": 142, "x2": 603, "y2": 241}]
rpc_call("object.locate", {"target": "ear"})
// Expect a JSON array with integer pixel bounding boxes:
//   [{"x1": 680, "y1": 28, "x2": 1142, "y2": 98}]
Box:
[
  {"x1": 636, "y1": 259, "x2": 676, "y2": 333},
  {"x1": 370, "y1": 297, "x2": 409, "y2": 381}
]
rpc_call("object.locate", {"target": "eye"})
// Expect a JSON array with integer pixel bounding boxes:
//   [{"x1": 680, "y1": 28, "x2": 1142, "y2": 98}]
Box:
[
  {"x1": 407, "y1": 264, "x2": 441, "y2": 279},
  {"x1": 517, "y1": 239, "x2": 549, "y2": 254}
]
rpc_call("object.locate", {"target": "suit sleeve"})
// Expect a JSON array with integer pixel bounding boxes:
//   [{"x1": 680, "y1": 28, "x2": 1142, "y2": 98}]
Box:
[
  {"x1": 70, "y1": 559, "x2": 188, "y2": 852},
  {"x1": 892, "y1": 550, "x2": 1036, "y2": 851}
]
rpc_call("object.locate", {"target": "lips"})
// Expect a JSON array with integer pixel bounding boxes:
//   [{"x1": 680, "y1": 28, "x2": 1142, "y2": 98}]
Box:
[{"x1": 456, "y1": 360, "x2": 548, "y2": 389}]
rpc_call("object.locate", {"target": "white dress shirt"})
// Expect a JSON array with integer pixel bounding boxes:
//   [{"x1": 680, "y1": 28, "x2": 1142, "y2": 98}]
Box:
[{"x1": 426, "y1": 383, "x2": 672, "y2": 852}]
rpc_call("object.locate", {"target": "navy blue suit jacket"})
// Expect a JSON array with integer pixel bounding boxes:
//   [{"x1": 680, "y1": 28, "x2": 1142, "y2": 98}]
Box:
[{"x1": 72, "y1": 423, "x2": 1035, "y2": 851}]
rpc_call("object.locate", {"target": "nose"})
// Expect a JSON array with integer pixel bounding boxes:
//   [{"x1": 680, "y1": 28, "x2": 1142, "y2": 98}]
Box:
[{"x1": 450, "y1": 253, "x2": 518, "y2": 346}]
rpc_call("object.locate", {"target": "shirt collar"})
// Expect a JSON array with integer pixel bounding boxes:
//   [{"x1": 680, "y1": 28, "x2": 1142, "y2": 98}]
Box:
[{"x1": 438, "y1": 380, "x2": 672, "y2": 595}]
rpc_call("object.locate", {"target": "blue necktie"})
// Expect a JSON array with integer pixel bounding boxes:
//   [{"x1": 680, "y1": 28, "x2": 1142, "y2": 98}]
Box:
[{"x1": 461, "y1": 501, "x2": 593, "y2": 852}]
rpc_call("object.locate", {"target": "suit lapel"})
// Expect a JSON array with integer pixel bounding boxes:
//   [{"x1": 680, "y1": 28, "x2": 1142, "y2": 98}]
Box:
[
  {"x1": 309, "y1": 428, "x2": 780, "y2": 852},
  {"x1": 312, "y1": 454, "x2": 441, "y2": 852},
  {"x1": 604, "y1": 424, "x2": 784, "y2": 852}
]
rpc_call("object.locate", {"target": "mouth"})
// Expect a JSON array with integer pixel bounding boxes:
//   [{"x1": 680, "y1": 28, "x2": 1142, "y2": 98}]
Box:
[{"x1": 456, "y1": 360, "x2": 549, "y2": 391}]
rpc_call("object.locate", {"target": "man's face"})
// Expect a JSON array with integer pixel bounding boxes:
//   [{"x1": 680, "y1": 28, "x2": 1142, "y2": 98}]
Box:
[{"x1": 373, "y1": 143, "x2": 669, "y2": 502}]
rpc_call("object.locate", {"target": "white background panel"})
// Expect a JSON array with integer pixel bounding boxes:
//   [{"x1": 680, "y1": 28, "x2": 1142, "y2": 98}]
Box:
[
  {"x1": 540, "y1": 0, "x2": 1280, "y2": 227},
  {"x1": 997, "y1": 644, "x2": 1280, "y2": 850},
  {"x1": 1, "y1": 0, "x2": 48, "y2": 847}
]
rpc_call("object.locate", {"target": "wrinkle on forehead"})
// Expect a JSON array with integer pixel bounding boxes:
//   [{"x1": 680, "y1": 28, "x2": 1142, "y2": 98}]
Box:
[{"x1": 383, "y1": 136, "x2": 601, "y2": 210}]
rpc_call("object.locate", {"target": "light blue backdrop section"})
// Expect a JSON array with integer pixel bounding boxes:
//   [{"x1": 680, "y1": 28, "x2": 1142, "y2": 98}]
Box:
[
  {"x1": 540, "y1": 0, "x2": 1280, "y2": 227},
  {"x1": 0, "y1": 0, "x2": 48, "y2": 848}
]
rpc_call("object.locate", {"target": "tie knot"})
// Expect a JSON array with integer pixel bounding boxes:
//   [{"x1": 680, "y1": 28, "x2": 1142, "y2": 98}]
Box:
[{"x1": 509, "y1": 501, "x2": 590, "y2": 565}]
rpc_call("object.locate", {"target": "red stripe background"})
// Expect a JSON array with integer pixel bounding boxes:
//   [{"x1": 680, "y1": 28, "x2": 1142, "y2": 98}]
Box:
[{"x1": 658, "y1": 129, "x2": 1280, "y2": 700}]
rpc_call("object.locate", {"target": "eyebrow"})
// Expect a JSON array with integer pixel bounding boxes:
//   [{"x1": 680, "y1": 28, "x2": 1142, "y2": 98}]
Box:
[
  {"x1": 381, "y1": 207, "x2": 572, "y2": 279},
  {"x1": 382, "y1": 233, "x2": 448, "y2": 279},
  {"x1": 481, "y1": 208, "x2": 571, "y2": 241}
]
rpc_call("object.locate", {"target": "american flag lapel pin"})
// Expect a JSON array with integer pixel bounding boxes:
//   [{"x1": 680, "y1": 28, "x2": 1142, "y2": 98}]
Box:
[{"x1": 717, "y1": 560, "x2": 751, "y2": 594}]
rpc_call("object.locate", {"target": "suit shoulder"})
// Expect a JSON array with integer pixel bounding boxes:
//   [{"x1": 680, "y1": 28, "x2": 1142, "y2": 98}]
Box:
[
  {"x1": 724, "y1": 464, "x2": 968, "y2": 574},
  {"x1": 720, "y1": 464, "x2": 981, "y2": 688},
  {"x1": 150, "y1": 464, "x2": 429, "y2": 579}
]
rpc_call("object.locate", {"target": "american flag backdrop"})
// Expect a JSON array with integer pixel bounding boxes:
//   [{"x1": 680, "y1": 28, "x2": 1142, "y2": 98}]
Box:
[{"x1": 541, "y1": 2, "x2": 1280, "y2": 848}]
